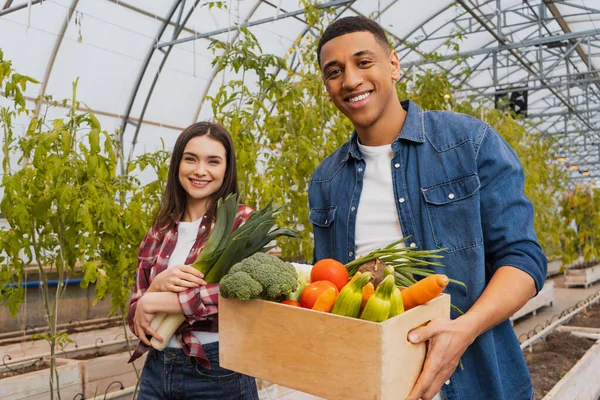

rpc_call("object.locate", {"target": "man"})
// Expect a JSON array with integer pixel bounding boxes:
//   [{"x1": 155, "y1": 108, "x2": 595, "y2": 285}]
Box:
[{"x1": 308, "y1": 16, "x2": 546, "y2": 400}]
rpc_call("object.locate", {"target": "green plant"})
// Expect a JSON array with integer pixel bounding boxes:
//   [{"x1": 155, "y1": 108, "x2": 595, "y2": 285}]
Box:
[
  {"x1": 560, "y1": 184, "x2": 600, "y2": 266},
  {"x1": 0, "y1": 50, "x2": 166, "y2": 398}
]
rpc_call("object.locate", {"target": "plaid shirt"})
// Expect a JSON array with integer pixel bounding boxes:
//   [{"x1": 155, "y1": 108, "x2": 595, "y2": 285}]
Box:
[{"x1": 127, "y1": 204, "x2": 254, "y2": 368}]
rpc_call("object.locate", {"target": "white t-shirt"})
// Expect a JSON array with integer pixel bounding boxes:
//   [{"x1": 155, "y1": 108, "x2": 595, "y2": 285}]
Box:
[
  {"x1": 355, "y1": 142, "x2": 443, "y2": 400},
  {"x1": 355, "y1": 142, "x2": 405, "y2": 257},
  {"x1": 166, "y1": 217, "x2": 219, "y2": 348}
]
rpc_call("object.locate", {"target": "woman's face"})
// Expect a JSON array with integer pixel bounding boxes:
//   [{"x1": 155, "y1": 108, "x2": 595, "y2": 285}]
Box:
[{"x1": 178, "y1": 135, "x2": 227, "y2": 209}]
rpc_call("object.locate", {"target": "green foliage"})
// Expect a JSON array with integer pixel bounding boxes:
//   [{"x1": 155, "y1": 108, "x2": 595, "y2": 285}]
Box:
[
  {"x1": 206, "y1": 9, "x2": 350, "y2": 261},
  {"x1": 560, "y1": 185, "x2": 600, "y2": 265}
]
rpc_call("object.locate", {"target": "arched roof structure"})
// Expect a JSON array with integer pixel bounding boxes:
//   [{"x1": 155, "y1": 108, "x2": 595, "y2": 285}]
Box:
[{"x1": 2, "y1": 0, "x2": 600, "y2": 183}]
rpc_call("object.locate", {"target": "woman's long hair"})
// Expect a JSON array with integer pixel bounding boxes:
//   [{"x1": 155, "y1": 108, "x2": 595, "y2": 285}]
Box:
[{"x1": 154, "y1": 122, "x2": 238, "y2": 231}]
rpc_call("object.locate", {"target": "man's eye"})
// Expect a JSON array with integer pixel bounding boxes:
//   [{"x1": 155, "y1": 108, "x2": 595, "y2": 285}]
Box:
[
  {"x1": 359, "y1": 60, "x2": 371, "y2": 66},
  {"x1": 328, "y1": 69, "x2": 341, "y2": 78}
]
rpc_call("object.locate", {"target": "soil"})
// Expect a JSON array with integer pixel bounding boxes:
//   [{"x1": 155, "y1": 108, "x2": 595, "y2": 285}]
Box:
[
  {"x1": 525, "y1": 332, "x2": 595, "y2": 400},
  {"x1": 0, "y1": 359, "x2": 47, "y2": 379},
  {"x1": 567, "y1": 302, "x2": 600, "y2": 328}
]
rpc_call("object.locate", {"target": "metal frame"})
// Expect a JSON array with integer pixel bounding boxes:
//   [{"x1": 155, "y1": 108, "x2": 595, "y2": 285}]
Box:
[{"x1": 5, "y1": 0, "x2": 600, "y2": 183}]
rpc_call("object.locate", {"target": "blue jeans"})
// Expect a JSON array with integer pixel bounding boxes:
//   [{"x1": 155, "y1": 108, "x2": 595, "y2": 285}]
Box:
[{"x1": 138, "y1": 343, "x2": 258, "y2": 400}]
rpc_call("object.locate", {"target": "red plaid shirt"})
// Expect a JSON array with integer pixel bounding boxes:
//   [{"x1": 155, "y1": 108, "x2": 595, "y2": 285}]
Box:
[{"x1": 127, "y1": 204, "x2": 254, "y2": 368}]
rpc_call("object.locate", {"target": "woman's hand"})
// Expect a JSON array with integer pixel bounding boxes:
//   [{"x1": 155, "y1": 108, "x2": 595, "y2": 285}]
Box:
[
  {"x1": 148, "y1": 265, "x2": 206, "y2": 293},
  {"x1": 132, "y1": 294, "x2": 163, "y2": 346}
]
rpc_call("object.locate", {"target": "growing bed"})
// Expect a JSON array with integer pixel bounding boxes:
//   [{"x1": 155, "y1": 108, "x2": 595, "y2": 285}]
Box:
[{"x1": 525, "y1": 301, "x2": 600, "y2": 400}]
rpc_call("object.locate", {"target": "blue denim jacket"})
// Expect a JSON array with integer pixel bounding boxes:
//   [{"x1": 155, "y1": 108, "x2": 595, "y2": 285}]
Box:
[{"x1": 308, "y1": 100, "x2": 546, "y2": 400}]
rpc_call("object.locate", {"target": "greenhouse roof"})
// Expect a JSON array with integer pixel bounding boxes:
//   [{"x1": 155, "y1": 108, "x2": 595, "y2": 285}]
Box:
[{"x1": 2, "y1": 0, "x2": 600, "y2": 183}]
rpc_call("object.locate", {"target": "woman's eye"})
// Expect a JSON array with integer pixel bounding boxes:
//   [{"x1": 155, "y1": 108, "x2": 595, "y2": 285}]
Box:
[{"x1": 184, "y1": 157, "x2": 195, "y2": 162}]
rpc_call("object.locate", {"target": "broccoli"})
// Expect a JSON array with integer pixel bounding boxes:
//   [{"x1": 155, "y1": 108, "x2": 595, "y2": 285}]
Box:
[{"x1": 220, "y1": 252, "x2": 298, "y2": 301}]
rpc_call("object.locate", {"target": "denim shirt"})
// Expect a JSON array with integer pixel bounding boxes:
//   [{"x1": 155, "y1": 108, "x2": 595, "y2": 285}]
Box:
[{"x1": 308, "y1": 100, "x2": 546, "y2": 400}]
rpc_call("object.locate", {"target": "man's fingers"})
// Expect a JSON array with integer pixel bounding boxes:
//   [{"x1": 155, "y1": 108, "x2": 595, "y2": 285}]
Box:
[{"x1": 408, "y1": 319, "x2": 445, "y2": 343}]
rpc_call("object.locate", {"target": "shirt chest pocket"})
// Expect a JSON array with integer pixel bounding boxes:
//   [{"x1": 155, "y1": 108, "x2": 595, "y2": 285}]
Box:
[
  {"x1": 421, "y1": 175, "x2": 483, "y2": 252},
  {"x1": 309, "y1": 206, "x2": 337, "y2": 259}
]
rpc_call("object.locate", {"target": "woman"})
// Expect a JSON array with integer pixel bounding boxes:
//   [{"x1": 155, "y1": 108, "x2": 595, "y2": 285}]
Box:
[{"x1": 127, "y1": 122, "x2": 258, "y2": 400}]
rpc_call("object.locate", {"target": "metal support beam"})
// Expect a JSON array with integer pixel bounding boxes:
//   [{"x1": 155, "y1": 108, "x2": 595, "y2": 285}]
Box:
[
  {"x1": 118, "y1": 0, "x2": 184, "y2": 172},
  {"x1": 526, "y1": 105, "x2": 600, "y2": 119},
  {"x1": 0, "y1": 0, "x2": 42, "y2": 16},
  {"x1": 401, "y1": 28, "x2": 600, "y2": 68},
  {"x1": 544, "y1": 0, "x2": 600, "y2": 91},
  {"x1": 34, "y1": 0, "x2": 79, "y2": 117},
  {"x1": 156, "y1": 0, "x2": 354, "y2": 49}
]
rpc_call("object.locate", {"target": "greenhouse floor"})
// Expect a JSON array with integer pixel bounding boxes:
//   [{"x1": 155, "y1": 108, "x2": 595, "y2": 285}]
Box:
[{"x1": 512, "y1": 275, "x2": 600, "y2": 339}]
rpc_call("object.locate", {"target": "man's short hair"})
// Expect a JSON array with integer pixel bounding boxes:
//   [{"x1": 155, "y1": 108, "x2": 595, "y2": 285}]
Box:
[{"x1": 317, "y1": 16, "x2": 390, "y2": 67}]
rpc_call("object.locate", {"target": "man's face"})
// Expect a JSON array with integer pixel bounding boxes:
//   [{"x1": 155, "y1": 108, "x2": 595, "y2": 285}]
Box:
[{"x1": 320, "y1": 31, "x2": 400, "y2": 131}]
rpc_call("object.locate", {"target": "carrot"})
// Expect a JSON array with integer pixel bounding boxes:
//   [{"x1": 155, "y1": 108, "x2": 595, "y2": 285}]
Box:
[
  {"x1": 361, "y1": 282, "x2": 375, "y2": 308},
  {"x1": 401, "y1": 274, "x2": 448, "y2": 310}
]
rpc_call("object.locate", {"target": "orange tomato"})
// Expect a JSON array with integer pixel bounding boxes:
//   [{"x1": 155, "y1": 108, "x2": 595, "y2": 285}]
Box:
[
  {"x1": 310, "y1": 259, "x2": 349, "y2": 291},
  {"x1": 300, "y1": 280, "x2": 339, "y2": 309},
  {"x1": 280, "y1": 300, "x2": 301, "y2": 307}
]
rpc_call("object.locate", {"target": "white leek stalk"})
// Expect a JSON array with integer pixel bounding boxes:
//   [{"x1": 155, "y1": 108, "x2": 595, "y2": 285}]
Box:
[{"x1": 150, "y1": 313, "x2": 185, "y2": 350}]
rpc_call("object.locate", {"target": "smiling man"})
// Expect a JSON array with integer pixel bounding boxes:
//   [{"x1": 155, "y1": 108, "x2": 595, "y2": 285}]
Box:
[{"x1": 308, "y1": 16, "x2": 546, "y2": 400}]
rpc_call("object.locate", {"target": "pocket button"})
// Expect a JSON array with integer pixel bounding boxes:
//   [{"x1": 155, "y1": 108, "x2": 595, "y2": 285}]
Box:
[{"x1": 448, "y1": 193, "x2": 455, "y2": 200}]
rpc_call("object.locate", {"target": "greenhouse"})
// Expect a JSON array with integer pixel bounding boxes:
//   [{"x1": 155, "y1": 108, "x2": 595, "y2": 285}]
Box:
[{"x1": 1, "y1": 0, "x2": 600, "y2": 399}]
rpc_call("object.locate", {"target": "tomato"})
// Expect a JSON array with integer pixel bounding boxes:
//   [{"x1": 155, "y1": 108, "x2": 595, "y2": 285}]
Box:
[
  {"x1": 300, "y1": 281, "x2": 339, "y2": 309},
  {"x1": 310, "y1": 258, "x2": 349, "y2": 291},
  {"x1": 280, "y1": 300, "x2": 301, "y2": 307}
]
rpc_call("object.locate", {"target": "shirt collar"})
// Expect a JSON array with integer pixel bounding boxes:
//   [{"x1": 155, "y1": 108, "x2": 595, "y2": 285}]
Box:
[{"x1": 347, "y1": 99, "x2": 425, "y2": 160}]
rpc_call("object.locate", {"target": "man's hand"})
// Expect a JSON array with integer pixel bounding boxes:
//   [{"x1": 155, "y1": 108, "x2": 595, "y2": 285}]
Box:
[
  {"x1": 406, "y1": 318, "x2": 477, "y2": 400},
  {"x1": 148, "y1": 265, "x2": 206, "y2": 293},
  {"x1": 132, "y1": 294, "x2": 164, "y2": 347}
]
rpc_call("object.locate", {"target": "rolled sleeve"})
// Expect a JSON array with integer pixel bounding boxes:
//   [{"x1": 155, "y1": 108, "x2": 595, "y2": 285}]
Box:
[
  {"x1": 177, "y1": 283, "x2": 220, "y2": 324},
  {"x1": 477, "y1": 125, "x2": 548, "y2": 294}
]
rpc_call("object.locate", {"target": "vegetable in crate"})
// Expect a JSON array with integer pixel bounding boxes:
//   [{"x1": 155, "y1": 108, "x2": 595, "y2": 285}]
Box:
[
  {"x1": 312, "y1": 286, "x2": 338, "y2": 312},
  {"x1": 287, "y1": 263, "x2": 312, "y2": 302},
  {"x1": 220, "y1": 253, "x2": 298, "y2": 301},
  {"x1": 150, "y1": 193, "x2": 300, "y2": 350},
  {"x1": 310, "y1": 258, "x2": 349, "y2": 291},
  {"x1": 401, "y1": 274, "x2": 449, "y2": 310},
  {"x1": 331, "y1": 272, "x2": 372, "y2": 318},
  {"x1": 300, "y1": 280, "x2": 339, "y2": 309},
  {"x1": 344, "y1": 238, "x2": 445, "y2": 283},
  {"x1": 360, "y1": 275, "x2": 396, "y2": 322}
]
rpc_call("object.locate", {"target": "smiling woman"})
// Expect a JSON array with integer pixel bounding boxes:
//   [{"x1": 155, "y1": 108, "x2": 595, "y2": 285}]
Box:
[{"x1": 126, "y1": 121, "x2": 259, "y2": 400}]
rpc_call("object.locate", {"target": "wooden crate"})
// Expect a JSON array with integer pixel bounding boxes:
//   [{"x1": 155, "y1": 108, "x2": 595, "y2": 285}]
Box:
[{"x1": 219, "y1": 293, "x2": 450, "y2": 400}]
